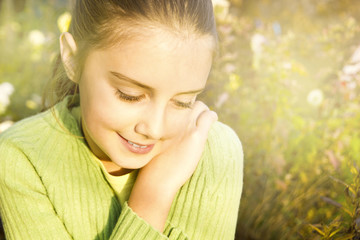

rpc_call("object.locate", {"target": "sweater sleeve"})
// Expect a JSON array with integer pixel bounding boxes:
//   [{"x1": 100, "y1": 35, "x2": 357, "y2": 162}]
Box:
[
  {"x1": 163, "y1": 121, "x2": 243, "y2": 240},
  {"x1": 0, "y1": 120, "x2": 243, "y2": 240},
  {"x1": 0, "y1": 138, "x2": 187, "y2": 240},
  {"x1": 109, "y1": 202, "x2": 188, "y2": 240},
  {"x1": 0, "y1": 140, "x2": 73, "y2": 239},
  {"x1": 204, "y1": 122, "x2": 243, "y2": 239},
  {"x1": 110, "y1": 121, "x2": 243, "y2": 240}
]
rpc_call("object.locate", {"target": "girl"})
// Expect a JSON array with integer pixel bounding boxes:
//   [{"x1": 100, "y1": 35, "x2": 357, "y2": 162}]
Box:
[{"x1": 0, "y1": 0, "x2": 243, "y2": 239}]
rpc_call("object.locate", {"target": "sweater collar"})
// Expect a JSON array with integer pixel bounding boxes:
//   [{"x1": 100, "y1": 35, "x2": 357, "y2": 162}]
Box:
[{"x1": 53, "y1": 94, "x2": 83, "y2": 138}]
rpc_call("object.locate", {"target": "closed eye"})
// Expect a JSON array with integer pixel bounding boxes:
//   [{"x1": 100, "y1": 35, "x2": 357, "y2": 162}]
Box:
[
  {"x1": 115, "y1": 89, "x2": 145, "y2": 102},
  {"x1": 173, "y1": 100, "x2": 193, "y2": 109},
  {"x1": 116, "y1": 88, "x2": 194, "y2": 108}
]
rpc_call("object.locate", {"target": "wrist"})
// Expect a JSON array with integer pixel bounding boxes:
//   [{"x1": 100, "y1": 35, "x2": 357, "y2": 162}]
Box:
[
  {"x1": 138, "y1": 158, "x2": 185, "y2": 192},
  {"x1": 128, "y1": 172, "x2": 178, "y2": 232}
]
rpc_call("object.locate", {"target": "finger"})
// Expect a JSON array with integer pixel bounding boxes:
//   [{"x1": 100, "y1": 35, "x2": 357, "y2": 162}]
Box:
[
  {"x1": 191, "y1": 101, "x2": 209, "y2": 115},
  {"x1": 195, "y1": 110, "x2": 218, "y2": 136},
  {"x1": 188, "y1": 101, "x2": 209, "y2": 128}
]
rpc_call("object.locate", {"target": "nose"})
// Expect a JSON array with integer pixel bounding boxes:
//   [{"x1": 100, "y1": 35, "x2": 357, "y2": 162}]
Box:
[{"x1": 135, "y1": 102, "x2": 166, "y2": 140}]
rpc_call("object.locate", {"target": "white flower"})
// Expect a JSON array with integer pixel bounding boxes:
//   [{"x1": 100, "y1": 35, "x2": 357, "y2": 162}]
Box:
[
  {"x1": 347, "y1": 81, "x2": 357, "y2": 90},
  {"x1": 340, "y1": 74, "x2": 352, "y2": 83},
  {"x1": 282, "y1": 62, "x2": 292, "y2": 70},
  {"x1": 251, "y1": 33, "x2": 266, "y2": 54},
  {"x1": 57, "y1": 12, "x2": 72, "y2": 33},
  {"x1": 212, "y1": 0, "x2": 230, "y2": 20},
  {"x1": 0, "y1": 95, "x2": 10, "y2": 108},
  {"x1": 350, "y1": 44, "x2": 360, "y2": 63},
  {"x1": 0, "y1": 121, "x2": 13, "y2": 133},
  {"x1": 0, "y1": 82, "x2": 14, "y2": 96},
  {"x1": 0, "y1": 82, "x2": 15, "y2": 114},
  {"x1": 343, "y1": 62, "x2": 360, "y2": 75},
  {"x1": 28, "y1": 30, "x2": 46, "y2": 46},
  {"x1": 215, "y1": 92, "x2": 229, "y2": 108},
  {"x1": 224, "y1": 63, "x2": 236, "y2": 73},
  {"x1": 307, "y1": 89, "x2": 324, "y2": 107},
  {"x1": 212, "y1": 0, "x2": 230, "y2": 8}
]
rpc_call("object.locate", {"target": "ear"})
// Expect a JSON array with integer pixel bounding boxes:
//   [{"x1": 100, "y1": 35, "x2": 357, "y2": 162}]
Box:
[{"x1": 60, "y1": 32, "x2": 78, "y2": 82}]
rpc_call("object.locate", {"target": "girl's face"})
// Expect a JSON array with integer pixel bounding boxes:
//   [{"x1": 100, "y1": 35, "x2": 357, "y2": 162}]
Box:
[{"x1": 77, "y1": 32, "x2": 214, "y2": 170}]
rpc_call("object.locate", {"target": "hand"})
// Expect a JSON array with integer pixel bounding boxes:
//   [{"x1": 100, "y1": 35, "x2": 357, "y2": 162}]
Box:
[
  {"x1": 128, "y1": 101, "x2": 217, "y2": 232},
  {"x1": 139, "y1": 100, "x2": 218, "y2": 191}
]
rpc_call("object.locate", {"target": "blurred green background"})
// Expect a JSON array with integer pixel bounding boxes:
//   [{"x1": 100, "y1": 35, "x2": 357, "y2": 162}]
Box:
[{"x1": 1, "y1": 0, "x2": 360, "y2": 239}]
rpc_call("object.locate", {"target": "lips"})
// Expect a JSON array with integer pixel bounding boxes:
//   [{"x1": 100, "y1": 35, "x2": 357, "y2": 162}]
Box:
[{"x1": 117, "y1": 133, "x2": 155, "y2": 154}]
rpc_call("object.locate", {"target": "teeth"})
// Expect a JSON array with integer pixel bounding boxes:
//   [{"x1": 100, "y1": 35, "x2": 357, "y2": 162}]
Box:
[
  {"x1": 133, "y1": 143, "x2": 141, "y2": 148},
  {"x1": 127, "y1": 140, "x2": 146, "y2": 148}
]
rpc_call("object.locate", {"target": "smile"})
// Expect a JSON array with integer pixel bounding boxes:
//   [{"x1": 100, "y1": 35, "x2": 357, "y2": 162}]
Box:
[
  {"x1": 117, "y1": 133, "x2": 154, "y2": 154},
  {"x1": 127, "y1": 140, "x2": 148, "y2": 149}
]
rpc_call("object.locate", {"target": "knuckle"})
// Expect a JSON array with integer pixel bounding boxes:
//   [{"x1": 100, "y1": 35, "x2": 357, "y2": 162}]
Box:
[{"x1": 192, "y1": 101, "x2": 209, "y2": 112}]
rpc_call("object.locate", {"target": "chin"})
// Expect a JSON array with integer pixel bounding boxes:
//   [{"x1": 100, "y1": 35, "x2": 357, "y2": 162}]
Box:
[{"x1": 111, "y1": 156, "x2": 151, "y2": 169}]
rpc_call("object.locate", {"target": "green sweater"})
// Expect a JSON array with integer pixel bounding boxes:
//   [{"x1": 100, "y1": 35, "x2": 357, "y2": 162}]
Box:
[{"x1": 0, "y1": 96, "x2": 243, "y2": 240}]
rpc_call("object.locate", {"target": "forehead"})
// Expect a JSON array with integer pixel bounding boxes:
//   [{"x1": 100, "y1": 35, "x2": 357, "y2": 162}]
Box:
[{"x1": 86, "y1": 30, "x2": 214, "y2": 93}]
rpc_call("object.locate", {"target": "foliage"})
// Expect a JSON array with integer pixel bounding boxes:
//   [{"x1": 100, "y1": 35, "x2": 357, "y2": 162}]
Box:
[
  {"x1": 0, "y1": 0, "x2": 69, "y2": 122},
  {"x1": 307, "y1": 165, "x2": 360, "y2": 240},
  {"x1": 1, "y1": 0, "x2": 360, "y2": 240},
  {"x1": 207, "y1": 0, "x2": 360, "y2": 239}
]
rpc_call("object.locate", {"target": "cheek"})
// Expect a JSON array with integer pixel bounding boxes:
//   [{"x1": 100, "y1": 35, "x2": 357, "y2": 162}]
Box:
[
  {"x1": 85, "y1": 103, "x2": 142, "y2": 133},
  {"x1": 80, "y1": 86, "x2": 136, "y2": 129},
  {"x1": 164, "y1": 110, "x2": 191, "y2": 138}
]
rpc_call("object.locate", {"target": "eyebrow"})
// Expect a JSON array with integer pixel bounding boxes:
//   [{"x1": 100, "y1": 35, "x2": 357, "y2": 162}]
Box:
[{"x1": 110, "y1": 71, "x2": 205, "y2": 95}]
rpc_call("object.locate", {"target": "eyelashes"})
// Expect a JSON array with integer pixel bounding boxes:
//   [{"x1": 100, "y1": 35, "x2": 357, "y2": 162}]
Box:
[
  {"x1": 115, "y1": 89, "x2": 193, "y2": 109},
  {"x1": 173, "y1": 100, "x2": 193, "y2": 109},
  {"x1": 115, "y1": 89, "x2": 145, "y2": 102}
]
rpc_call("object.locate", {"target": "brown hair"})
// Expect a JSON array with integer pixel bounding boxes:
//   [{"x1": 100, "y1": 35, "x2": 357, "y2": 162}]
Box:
[{"x1": 43, "y1": 0, "x2": 218, "y2": 110}]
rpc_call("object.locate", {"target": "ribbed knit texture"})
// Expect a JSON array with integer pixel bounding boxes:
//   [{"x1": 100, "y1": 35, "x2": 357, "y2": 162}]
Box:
[{"x1": 0, "y1": 96, "x2": 243, "y2": 240}]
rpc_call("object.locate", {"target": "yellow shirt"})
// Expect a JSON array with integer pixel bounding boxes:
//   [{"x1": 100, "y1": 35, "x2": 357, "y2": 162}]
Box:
[{"x1": 71, "y1": 105, "x2": 138, "y2": 206}]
